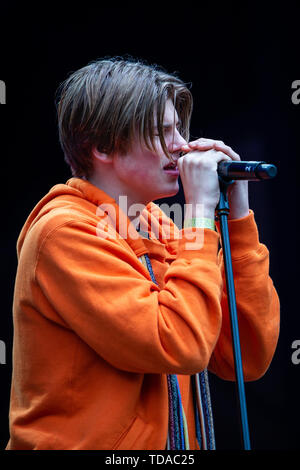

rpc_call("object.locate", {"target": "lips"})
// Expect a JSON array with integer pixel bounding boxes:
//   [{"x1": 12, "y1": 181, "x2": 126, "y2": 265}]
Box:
[
  {"x1": 163, "y1": 160, "x2": 178, "y2": 170},
  {"x1": 163, "y1": 161, "x2": 179, "y2": 176},
  {"x1": 163, "y1": 162, "x2": 177, "y2": 170}
]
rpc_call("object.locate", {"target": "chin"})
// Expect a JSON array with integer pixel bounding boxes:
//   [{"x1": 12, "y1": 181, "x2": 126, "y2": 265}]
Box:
[{"x1": 154, "y1": 187, "x2": 180, "y2": 201}]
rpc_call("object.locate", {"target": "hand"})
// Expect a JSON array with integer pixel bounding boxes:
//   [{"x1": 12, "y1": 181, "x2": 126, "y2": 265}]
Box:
[
  {"x1": 180, "y1": 138, "x2": 249, "y2": 220},
  {"x1": 178, "y1": 138, "x2": 231, "y2": 219}
]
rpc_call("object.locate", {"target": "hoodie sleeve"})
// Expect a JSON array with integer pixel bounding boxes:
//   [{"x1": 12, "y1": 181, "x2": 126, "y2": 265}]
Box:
[
  {"x1": 34, "y1": 217, "x2": 224, "y2": 375},
  {"x1": 208, "y1": 211, "x2": 280, "y2": 381}
]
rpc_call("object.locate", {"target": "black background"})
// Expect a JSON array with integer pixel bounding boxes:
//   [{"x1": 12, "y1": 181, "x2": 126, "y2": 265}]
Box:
[{"x1": 0, "y1": 2, "x2": 299, "y2": 451}]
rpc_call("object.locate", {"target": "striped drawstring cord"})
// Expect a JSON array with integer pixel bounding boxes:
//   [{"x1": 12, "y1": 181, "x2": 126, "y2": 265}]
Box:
[{"x1": 139, "y1": 253, "x2": 216, "y2": 450}]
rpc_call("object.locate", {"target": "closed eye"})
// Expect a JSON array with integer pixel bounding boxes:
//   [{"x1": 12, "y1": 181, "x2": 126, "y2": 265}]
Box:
[{"x1": 155, "y1": 122, "x2": 182, "y2": 136}]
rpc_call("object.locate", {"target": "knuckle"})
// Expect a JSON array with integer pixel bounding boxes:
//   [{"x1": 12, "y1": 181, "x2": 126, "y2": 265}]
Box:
[
  {"x1": 223, "y1": 144, "x2": 231, "y2": 151},
  {"x1": 178, "y1": 159, "x2": 184, "y2": 170},
  {"x1": 216, "y1": 150, "x2": 231, "y2": 160},
  {"x1": 233, "y1": 151, "x2": 241, "y2": 160}
]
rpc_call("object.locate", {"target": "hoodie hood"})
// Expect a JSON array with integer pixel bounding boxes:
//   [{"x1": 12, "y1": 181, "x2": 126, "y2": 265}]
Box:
[{"x1": 17, "y1": 178, "x2": 180, "y2": 259}]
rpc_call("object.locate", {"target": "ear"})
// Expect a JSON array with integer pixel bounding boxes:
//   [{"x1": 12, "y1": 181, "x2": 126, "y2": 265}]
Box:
[{"x1": 92, "y1": 146, "x2": 113, "y2": 164}]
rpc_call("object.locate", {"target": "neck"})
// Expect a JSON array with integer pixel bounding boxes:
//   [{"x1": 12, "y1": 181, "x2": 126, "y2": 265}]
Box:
[{"x1": 87, "y1": 173, "x2": 150, "y2": 229}]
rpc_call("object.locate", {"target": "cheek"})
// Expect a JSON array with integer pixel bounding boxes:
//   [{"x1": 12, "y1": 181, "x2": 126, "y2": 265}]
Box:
[
  {"x1": 132, "y1": 152, "x2": 162, "y2": 177},
  {"x1": 115, "y1": 147, "x2": 162, "y2": 181}
]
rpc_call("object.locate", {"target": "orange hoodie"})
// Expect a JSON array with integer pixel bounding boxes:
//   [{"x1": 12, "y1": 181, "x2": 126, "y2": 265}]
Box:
[{"x1": 6, "y1": 177, "x2": 280, "y2": 450}]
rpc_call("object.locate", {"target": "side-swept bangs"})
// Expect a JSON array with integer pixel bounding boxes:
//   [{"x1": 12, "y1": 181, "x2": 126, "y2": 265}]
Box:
[{"x1": 56, "y1": 57, "x2": 193, "y2": 177}]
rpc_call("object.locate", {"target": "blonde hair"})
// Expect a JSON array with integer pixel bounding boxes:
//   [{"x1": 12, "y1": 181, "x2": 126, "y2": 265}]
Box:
[{"x1": 56, "y1": 57, "x2": 193, "y2": 178}]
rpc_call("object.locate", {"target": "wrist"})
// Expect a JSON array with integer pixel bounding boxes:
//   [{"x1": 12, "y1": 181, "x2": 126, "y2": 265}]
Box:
[
  {"x1": 184, "y1": 217, "x2": 215, "y2": 230},
  {"x1": 184, "y1": 201, "x2": 215, "y2": 220},
  {"x1": 229, "y1": 208, "x2": 250, "y2": 220},
  {"x1": 228, "y1": 181, "x2": 249, "y2": 219}
]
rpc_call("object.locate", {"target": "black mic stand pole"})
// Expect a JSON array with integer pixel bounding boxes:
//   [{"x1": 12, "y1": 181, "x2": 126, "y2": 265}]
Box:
[{"x1": 215, "y1": 176, "x2": 251, "y2": 450}]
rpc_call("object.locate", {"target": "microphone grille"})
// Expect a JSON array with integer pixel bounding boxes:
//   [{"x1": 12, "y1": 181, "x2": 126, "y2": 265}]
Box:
[{"x1": 259, "y1": 164, "x2": 277, "y2": 179}]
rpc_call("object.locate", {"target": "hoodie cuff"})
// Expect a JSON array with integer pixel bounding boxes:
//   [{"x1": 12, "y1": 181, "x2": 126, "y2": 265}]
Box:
[
  {"x1": 177, "y1": 227, "x2": 220, "y2": 261},
  {"x1": 215, "y1": 210, "x2": 260, "y2": 258}
]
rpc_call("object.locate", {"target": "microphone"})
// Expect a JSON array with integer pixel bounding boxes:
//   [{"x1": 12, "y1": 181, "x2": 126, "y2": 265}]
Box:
[{"x1": 217, "y1": 161, "x2": 277, "y2": 181}]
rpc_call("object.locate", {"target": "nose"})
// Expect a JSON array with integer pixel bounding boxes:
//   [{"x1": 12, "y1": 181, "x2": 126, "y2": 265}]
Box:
[{"x1": 169, "y1": 128, "x2": 187, "y2": 153}]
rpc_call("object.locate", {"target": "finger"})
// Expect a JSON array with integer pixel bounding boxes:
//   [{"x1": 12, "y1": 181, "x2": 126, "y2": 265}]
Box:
[
  {"x1": 180, "y1": 149, "x2": 232, "y2": 166},
  {"x1": 188, "y1": 137, "x2": 216, "y2": 148},
  {"x1": 213, "y1": 150, "x2": 232, "y2": 163},
  {"x1": 181, "y1": 137, "x2": 225, "y2": 154},
  {"x1": 181, "y1": 140, "x2": 214, "y2": 153},
  {"x1": 182, "y1": 138, "x2": 241, "y2": 162},
  {"x1": 212, "y1": 141, "x2": 241, "y2": 161}
]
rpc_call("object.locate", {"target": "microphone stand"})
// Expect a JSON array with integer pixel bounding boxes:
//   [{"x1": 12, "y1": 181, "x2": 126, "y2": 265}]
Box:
[{"x1": 215, "y1": 176, "x2": 251, "y2": 450}]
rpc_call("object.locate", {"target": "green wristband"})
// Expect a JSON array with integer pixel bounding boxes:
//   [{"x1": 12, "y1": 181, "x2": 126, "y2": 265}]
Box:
[{"x1": 184, "y1": 217, "x2": 215, "y2": 231}]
